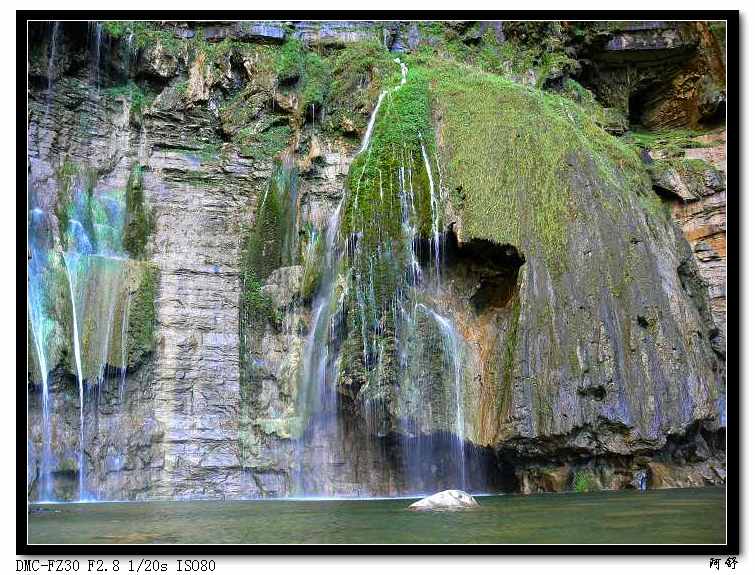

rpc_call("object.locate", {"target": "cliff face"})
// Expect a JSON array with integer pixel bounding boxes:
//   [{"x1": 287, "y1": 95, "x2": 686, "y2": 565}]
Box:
[{"x1": 27, "y1": 20, "x2": 726, "y2": 500}]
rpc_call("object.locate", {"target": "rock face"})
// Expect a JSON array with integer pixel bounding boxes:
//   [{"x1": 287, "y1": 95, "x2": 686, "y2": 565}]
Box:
[
  {"x1": 409, "y1": 490, "x2": 480, "y2": 511},
  {"x1": 26, "y1": 20, "x2": 727, "y2": 501},
  {"x1": 578, "y1": 21, "x2": 726, "y2": 129},
  {"x1": 654, "y1": 132, "x2": 728, "y2": 355}
]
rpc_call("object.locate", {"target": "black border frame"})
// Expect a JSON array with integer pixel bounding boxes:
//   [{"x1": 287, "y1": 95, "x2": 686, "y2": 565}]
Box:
[{"x1": 17, "y1": 9, "x2": 740, "y2": 556}]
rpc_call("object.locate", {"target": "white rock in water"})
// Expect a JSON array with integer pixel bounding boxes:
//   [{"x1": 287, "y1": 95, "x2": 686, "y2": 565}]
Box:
[{"x1": 408, "y1": 490, "x2": 480, "y2": 511}]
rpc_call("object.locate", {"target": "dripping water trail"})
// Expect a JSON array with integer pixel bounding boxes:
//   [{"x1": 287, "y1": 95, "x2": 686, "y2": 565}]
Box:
[
  {"x1": 295, "y1": 197, "x2": 344, "y2": 495},
  {"x1": 416, "y1": 304, "x2": 467, "y2": 490},
  {"x1": 420, "y1": 136, "x2": 441, "y2": 285},
  {"x1": 63, "y1": 253, "x2": 86, "y2": 500},
  {"x1": 45, "y1": 22, "x2": 60, "y2": 118},
  {"x1": 120, "y1": 291, "x2": 131, "y2": 403},
  {"x1": 89, "y1": 22, "x2": 103, "y2": 94},
  {"x1": 28, "y1": 291, "x2": 52, "y2": 501},
  {"x1": 359, "y1": 91, "x2": 387, "y2": 155}
]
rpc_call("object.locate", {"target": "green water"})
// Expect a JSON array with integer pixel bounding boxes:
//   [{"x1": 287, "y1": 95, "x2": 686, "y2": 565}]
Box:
[{"x1": 28, "y1": 487, "x2": 725, "y2": 544}]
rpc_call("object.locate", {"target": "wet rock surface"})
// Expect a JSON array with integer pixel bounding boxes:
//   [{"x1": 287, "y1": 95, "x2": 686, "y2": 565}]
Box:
[{"x1": 27, "y1": 20, "x2": 727, "y2": 500}]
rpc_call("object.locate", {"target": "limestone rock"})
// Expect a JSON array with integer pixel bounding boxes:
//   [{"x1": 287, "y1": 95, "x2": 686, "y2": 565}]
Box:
[
  {"x1": 187, "y1": 53, "x2": 213, "y2": 105},
  {"x1": 580, "y1": 22, "x2": 726, "y2": 129},
  {"x1": 409, "y1": 490, "x2": 480, "y2": 511},
  {"x1": 263, "y1": 266, "x2": 304, "y2": 309},
  {"x1": 140, "y1": 41, "x2": 178, "y2": 79}
]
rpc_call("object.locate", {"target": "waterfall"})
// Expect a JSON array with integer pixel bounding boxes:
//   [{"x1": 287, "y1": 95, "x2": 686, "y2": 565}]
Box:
[
  {"x1": 294, "y1": 197, "x2": 345, "y2": 495},
  {"x1": 62, "y1": 253, "x2": 86, "y2": 500},
  {"x1": 357, "y1": 58, "x2": 409, "y2": 157},
  {"x1": 28, "y1": 292, "x2": 52, "y2": 501},
  {"x1": 89, "y1": 22, "x2": 103, "y2": 90},
  {"x1": 45, "y1": 22, "x2": 60, "y2": 116},
  {"x1": 293, "y1": 56, "x2": 474, "y2": 495},
  {"x1": 28, "y1": 159, "x2": 134, "y2": 501},
  {"x1": 350, "y1": 56, "x2": 470, "y2": 493},
  {"x1": 119, "y1": 291, "x2": 131, "y2": 403},
  {"x1": 28, "y1": 205, "x2": 54, "y2": 501},
  {"x1": 394, "y1": 57, "x2": 408, "y2": 85},
  {"x1": 123, "y1": 32, "x2": 135, "y2": 75},
  {"x1": 358, "y1": 91, "x2": 387, "y2": 155},
  {"x1": 293, "y1": 60, "x2": 416, "y2": 494},
  {"x1": 416, "y1": 305, "x2": 467, "y2": 490},
  {"x1": 420, "y1": 136, "x2": 441, "y2": 283}
]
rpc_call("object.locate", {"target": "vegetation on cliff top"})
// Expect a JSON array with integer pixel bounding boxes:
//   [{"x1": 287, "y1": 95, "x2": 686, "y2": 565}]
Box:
[
  {"x1": 416, "y1": 56, "x2": 651, "y2": 274},
  {"x1": 341, "y1": 65, "x2": 440, "y2": 320}
]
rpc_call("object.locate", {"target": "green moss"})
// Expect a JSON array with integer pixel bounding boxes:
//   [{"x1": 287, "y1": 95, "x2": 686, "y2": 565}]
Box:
[
  {"x1": 344, "y1": 67, "x2": 437, "y2": 235},
  {"x1": 126, "y1": 263, "x2": 158, "y2": 367},
  {"x1": 102, "y1": 21, "x2": 182, "y2": 56},
  {"x1": 341, "y1": 67, "x2": 440, "y2": 317},
  {"x1": 300, "y1": 52, "x2": 332, "y2": 110},
  {"x1": 276, "y1": 38, "x2": 305, "y2": 83},
  {"x1": 123, "y1": 164, "x2": 154, "y2": 258},
  {"x1": 239, "y1": 161, "x2": 298, "y2": 329},
  {"x1": 175, "y1": 81, "x2": 188, "y2": 97},
  {"x1": 236, "y1": 123, "x2": 292, "y2": 160},
  {"x1": 624, "y1": 128, "x2": 714, "y2": 157},
  {"x1": 324, "y1": 40, "x2": 396, "y2": 135},
  {"x1": 102, "y1": 21, "x2": 129, "y2": 38},
  {"x1": 411, "y1": 23, "x2": 576, "y2": 89},
  {"x1": 573, "y1": 469, "x2": 600, "y2": 493},
  {"x1": 104, "y1": 81, "x2": 155, "y2": 122},
  {"x1": 423, "y1": 58, "x2": 648, "y2": 275},
  {"x1": 240, "y1": 271, "x2": 277, "y2": 330}
]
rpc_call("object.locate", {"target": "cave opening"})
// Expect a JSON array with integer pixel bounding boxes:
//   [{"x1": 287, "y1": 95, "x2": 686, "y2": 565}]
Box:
[
  {"x1": 700, "y1": 99, "x2": 726, "y2": 129},
  {"x1": 443, "y1": 230, "x2": 525, "y2": 314},
  {"x1": 628, "y1": 88, "x2": 651, "y2": 127}
]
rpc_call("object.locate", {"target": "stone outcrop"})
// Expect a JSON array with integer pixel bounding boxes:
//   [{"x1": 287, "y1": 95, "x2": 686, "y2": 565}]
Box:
[
  {"x1": 655, "y1": 132, "x2": 727, "y2": 352},
  {"x1": 409, "y1": 490, "x2": 480, "y2": 511},
  {"x1": 577, "y1": 21, "x2": 726, "y2": 129}
]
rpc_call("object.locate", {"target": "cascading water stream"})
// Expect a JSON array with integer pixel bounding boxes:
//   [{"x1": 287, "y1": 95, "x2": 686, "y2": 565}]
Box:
[
  {"x1": 45, "y1": 22, "x2": 60, "y2": 116},
  {"x1": 356, "y1": 58, "x2": 406, "y2": 156},
  {"x1": 358, "y1": 91, "x2": 387, "y2": 155},
  {"x1": 28, "y1": 290, "x2": 52, "y2": 501},
  {"x1": 119, "y1": 292, "x2": 131, "y2": 403},
  {"x1": 29, "y1": 24, "x2": 142, "y2": 503},
  {"x1": 89, "y1": 22, "x2": 103, "y2": 92},
  {"x1": 293, "y1": 55, "x2": 475, "y2": 495},
  {"x1": 420, "y1": 136, "x2": 441, "y2": 284},
  {"x1": 294, "y1": 197, "x2": 345, "y2": 494},
  {"x1": 62, "y1": 253, "x2": 86, "y2": 500},
  {"x1": 294, "y1": 60, "x2": 403, "y2": 495},
  {"x1": 416, "y1": 304, "x2": 467, "y2": 490}
]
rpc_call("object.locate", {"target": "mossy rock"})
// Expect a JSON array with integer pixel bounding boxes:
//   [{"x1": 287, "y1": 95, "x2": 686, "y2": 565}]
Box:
[{"x1": 125, "y1": 262, "x2": 159, "y2": 370}]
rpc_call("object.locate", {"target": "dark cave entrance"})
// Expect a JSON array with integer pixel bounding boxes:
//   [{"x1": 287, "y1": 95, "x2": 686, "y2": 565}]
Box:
[
  {"x1": 628, "y1": 87, "x2": 654, "y2": 127},
  {"x1": 443, "y1": 230, "x2": 526, "y2": 314},
  {"x1": 627, "y1": 80, "x2": 672, "y2": 129},
  {"x1": 700, "y1": 100, "x2": 726, "y2": 129}
]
